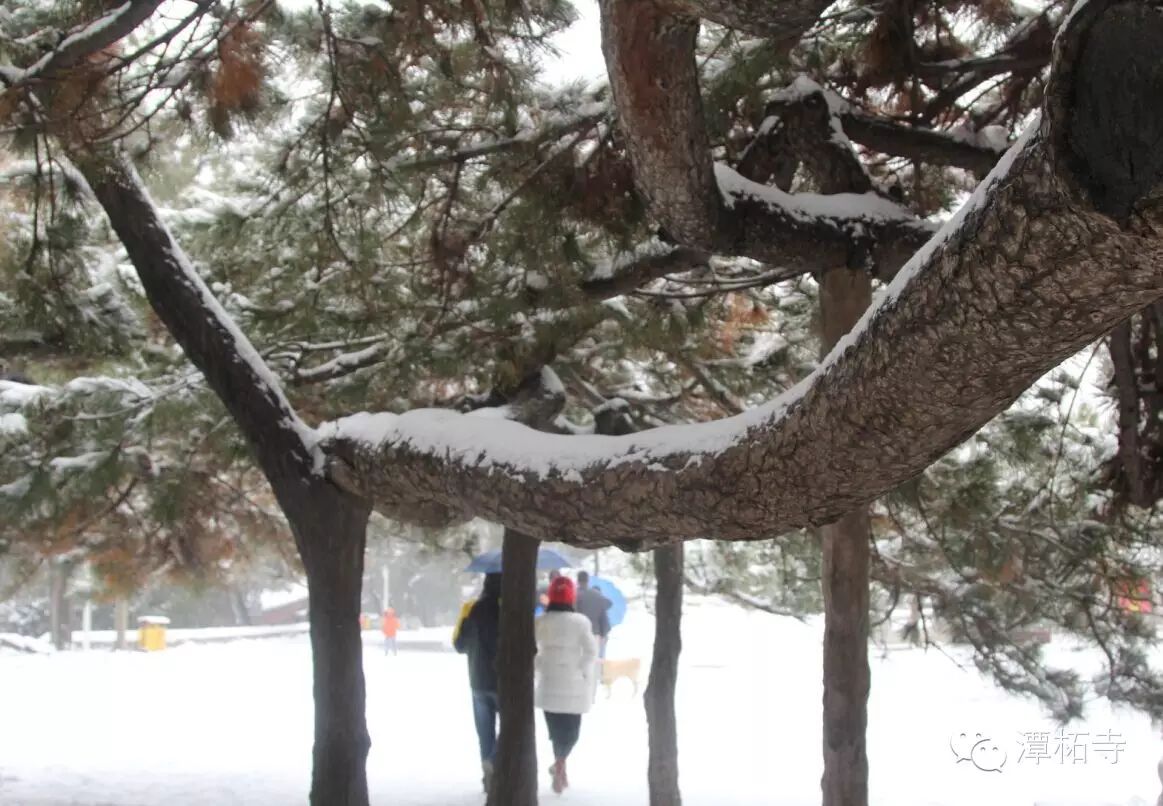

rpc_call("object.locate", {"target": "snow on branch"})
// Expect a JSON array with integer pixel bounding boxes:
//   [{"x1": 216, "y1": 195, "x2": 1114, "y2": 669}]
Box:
[
  {"x1": 840, "y1": 111, "x2": 1007, "y2": 176},
  {"x1": 293, "y1": 341, "x2": 390, "y2": 386},
  {"x1": 323, "y1": 0, "x2": 1163, "y2": 546},
  {"x1": 714, "y1": 163, "x2": 921, "y2": 228},
  {"x1": 1, "y1": 0, "x2": 165, "y2": 88},
  {"x1": 577, "y1": 243, "x2": 710, "y2": 301},
  {"x1": 765, "y1": 76, "x2": 1010, "y2": 176},
  {"x1": 600, "y1": 0, "x2": 933, "y2": 278}
]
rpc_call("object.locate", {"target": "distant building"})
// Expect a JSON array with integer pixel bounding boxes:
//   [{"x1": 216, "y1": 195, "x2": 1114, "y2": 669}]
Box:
[{"x1": 256, "y1": 585, "x2": 309, "y2": 625}]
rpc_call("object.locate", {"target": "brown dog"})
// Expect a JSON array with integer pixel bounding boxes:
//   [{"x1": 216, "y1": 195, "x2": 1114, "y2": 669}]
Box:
[{"x1": 599, "y1": 657, "x2": 641, "y2": 697}]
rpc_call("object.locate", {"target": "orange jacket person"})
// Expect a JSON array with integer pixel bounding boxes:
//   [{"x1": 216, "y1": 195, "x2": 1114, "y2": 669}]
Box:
[{"x1": 382, "y1": 608, "x2": 401, "y2": 656}]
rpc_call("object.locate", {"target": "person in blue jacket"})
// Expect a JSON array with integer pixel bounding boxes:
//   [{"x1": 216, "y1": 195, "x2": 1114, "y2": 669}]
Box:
[{"x1": 453, "y1": 572, "x2": 502, "y2": 793}]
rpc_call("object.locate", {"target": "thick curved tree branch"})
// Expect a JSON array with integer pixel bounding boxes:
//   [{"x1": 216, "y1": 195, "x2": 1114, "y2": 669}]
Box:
[
  {"x1": 324, "y1": 1, "x2": 1163, "y2": 548},
  {"x1": 598, "y1": 0, "x2": 934, "y2": 277}
]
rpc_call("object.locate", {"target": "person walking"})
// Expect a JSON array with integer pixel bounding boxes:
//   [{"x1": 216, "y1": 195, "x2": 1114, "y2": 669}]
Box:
[
  {"x1": 381, "y1": 607, "x2": 400, "y2": 655},
  {"x1": 574, "y1": 570, "x2": 612, "y2": 659},
  {"x1": 454, "y1": 572, "x2": 502, "y2": 793},
  {"x1": 535, "y1": 575, "x2": 598, "y2": 794}
]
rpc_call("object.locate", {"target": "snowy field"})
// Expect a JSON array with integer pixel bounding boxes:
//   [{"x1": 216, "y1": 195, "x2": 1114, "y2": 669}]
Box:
[{"x1": 1, "y1": 597, "x2": 1161, "y2": 806}]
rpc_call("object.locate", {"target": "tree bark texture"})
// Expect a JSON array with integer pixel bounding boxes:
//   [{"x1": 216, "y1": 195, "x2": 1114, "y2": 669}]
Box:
[
  {"x1": 820, "y1": 510, "x2": 871, "y2": 806},
  {"x1": 814, "y1": 165, "x2": 874, "y2": 804},
  {"x1": 818, "y1": 267, "x2": 874, "y2": 806},
  {"x1": 298, "y1": 489, "x2": 373, "y2": 806},
  {"x1": 331, "y1": 2, "x2": 1163, "y2": 548},
  {"x1": 646, "y1": 543, "x2": 684, "y2": 806},
  {"x1": 488, "y1": 529, "x2": 540, "y2": 806},
  {"x1": 599, "y1": 0, "x2": 719, "y2": 249},
  {"x1": 1103, "y1": 307, "x2": 1163, "y2": 509}
]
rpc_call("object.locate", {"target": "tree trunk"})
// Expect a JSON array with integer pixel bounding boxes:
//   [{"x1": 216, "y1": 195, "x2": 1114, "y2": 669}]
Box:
[
  {"x1": 820, "y1": 510, "x2": 871, "y2": 806},
  {"x1": 48, "y1": 559, "x2": 75, "y2": 650},
  {"x1": 488, "y1": 528, "x2": 540, "y2": 806},
  {"x1": 293, "y1": 487, "x2": 373, "y2": 806},
  {"x1": 646, "y1": 543, "x2": 684, "y2": 806},
  {"x1": 66, "y1": 145, "x2": 376, "y2": 806},
  {"x1": 819, "y1": 267, "x2": 873, "y2": 806},
  {"x1": 114, "y1": 598, "x2": 129, "y2": 651}
]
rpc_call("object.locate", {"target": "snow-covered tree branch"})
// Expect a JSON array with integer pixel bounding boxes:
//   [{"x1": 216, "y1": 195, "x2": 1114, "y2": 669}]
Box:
[
  {"x1": 322, "y1": 0, "x2": 1163, "y2": 547},
  {"x1": 0, "y1": 0, "x2": 166, "y2": 90},
  {"x1": 598, "y1": 0, "x2": 935, "y2": 278}
]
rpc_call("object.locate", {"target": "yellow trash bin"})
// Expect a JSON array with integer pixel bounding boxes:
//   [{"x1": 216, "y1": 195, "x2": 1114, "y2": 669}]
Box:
[{"x1": 137, "y1": 616, "x2": 170, "y2": 651}]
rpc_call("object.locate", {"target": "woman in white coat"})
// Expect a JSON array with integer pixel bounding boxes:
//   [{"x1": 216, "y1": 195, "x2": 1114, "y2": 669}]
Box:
[{"x1": 535, "y1": 575, "x2": 599, "y2": 794}]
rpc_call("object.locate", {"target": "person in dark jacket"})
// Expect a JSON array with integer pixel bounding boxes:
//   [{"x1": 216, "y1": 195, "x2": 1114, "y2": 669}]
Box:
[
  {"x1": 574, "y1": 571, "x2": 612, "y2": 658},
  {"x1": 454, "y1": 572, "x2": 502, "y2": 792}
]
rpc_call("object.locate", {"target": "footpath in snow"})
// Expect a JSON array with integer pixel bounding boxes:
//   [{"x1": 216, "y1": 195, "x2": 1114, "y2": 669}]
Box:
[{"x1": 0, "y1": 598, "x2": 1159, "y2": 806}]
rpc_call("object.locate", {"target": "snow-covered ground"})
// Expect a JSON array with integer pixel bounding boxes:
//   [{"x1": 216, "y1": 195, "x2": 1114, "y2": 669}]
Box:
[{"x1": 0, "y1": 597, "x2": 1160, "y2": 805}]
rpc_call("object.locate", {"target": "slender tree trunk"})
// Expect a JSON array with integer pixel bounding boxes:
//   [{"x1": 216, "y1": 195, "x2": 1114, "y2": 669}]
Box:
[
  {"x1": 818, "y1": 267, "x2": 873, "y2": 806},
  {"x1": 292, "y1": 487, "x2": 373, "y2": 806},
  {"x1": 646, "y1": 543, "x2": 684, "y2": 806},
  {"x1": 488, "y1": 528, "x2": 540, "y2": 806},
  {"x1": 820, "y1": 510, "x2": 871, "y2": 806},
  {"x1": 114, "y1": 598, "x2": 129, "y2": 651},
  {"x1": 48, "y1": 561, "x2": 65, "y2": 650},
  {"x1": 48, "y1": 559, "x2": 75, "y2": 650}
]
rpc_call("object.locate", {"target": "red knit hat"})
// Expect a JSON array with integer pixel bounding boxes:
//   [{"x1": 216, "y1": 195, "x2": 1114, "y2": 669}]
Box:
[{"x1": 547, "y1": 575, "x2": 576, "y2": 606}]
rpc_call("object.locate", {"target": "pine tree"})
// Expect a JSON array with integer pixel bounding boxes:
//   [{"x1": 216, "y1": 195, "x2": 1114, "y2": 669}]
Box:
[{"x1": 5, "y1": 2, "x2": 1163, "y2": 805}]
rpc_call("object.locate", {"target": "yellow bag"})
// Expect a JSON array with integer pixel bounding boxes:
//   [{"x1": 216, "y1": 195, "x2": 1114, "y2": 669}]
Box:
[{"x1": 451, "y1": 599, "x2": 475, "y2": 644}]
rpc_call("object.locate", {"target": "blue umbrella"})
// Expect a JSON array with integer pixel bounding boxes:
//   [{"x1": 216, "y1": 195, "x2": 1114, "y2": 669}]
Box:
[
  {"x1": 588, "y1": 577, "x2": 627, "y2": 628},
  {"x1": 465, "y1": 546, "x2": 573, "y2": 574}
]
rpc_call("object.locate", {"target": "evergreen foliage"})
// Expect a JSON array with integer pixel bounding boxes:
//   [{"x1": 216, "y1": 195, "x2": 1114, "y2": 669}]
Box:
[{"x1": 2, "y1": 0, "x2": 1162, "y2": 725}]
